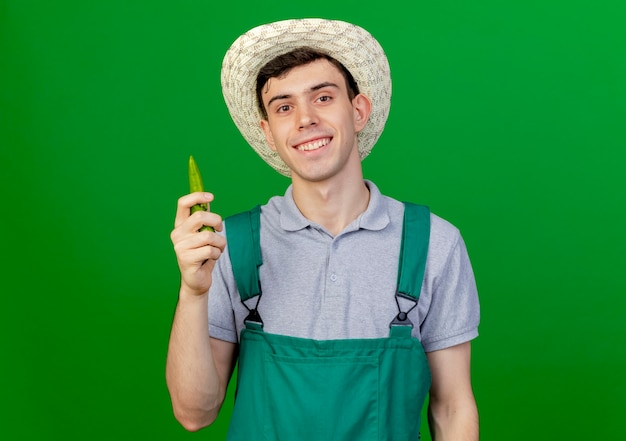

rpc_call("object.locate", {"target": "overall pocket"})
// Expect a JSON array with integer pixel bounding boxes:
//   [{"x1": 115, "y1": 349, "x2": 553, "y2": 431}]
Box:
[{"x1": 264, "y1": 353, "x2": 380, "y2": 441}]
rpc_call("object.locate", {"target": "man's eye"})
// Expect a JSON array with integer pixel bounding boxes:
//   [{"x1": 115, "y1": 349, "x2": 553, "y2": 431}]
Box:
[
  {"x1": 318, "y1": 95, "x2": 331, "y2": 102},
  {"x1": 277, "y1": 105, "x2": 290, "y2": 112}
]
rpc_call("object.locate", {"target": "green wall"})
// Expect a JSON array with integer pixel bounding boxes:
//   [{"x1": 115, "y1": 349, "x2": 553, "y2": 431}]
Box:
[{"x1": 2, "y1": 1, "x2": 624, "y2": 439}]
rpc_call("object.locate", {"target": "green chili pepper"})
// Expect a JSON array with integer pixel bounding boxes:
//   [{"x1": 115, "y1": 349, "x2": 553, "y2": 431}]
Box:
[{"x1": 188, "y1": 155, "x2": 215, "y2": 232}]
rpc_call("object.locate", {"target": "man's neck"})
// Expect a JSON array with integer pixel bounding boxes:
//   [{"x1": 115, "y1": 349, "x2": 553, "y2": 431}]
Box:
[{"x1": 291, "y1": 173, "x2": 370, "y2": 237}]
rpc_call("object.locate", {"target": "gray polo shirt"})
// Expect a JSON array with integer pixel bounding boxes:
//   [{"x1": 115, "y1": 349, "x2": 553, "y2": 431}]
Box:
[{"x1": 208, "y1": 181, "x2": 479, "y2": 352}]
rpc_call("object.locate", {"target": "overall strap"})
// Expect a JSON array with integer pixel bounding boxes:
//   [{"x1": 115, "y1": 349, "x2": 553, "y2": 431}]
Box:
[
  {"x1": 225, "y1": 205, "x2": 263, "y2": 302},
  {"x1": 390, "y1": 202, "x2": 430, "y2": 327}
]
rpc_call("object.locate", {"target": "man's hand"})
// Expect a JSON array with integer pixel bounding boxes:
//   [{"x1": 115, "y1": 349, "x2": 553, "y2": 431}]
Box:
[{"x1": 170, "y1": 192, "x2": 226, "y2": 296}]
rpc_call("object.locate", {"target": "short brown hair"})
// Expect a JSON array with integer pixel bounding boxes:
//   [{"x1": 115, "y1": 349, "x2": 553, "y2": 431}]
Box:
[{"x1": 255, "y1": 47, "x2": 360, "y2": 118}]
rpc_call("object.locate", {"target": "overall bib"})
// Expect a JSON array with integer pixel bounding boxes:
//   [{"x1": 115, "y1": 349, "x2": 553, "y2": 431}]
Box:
[{"x1": 224, "y1": 203, "x2": 432, "y2": 441}]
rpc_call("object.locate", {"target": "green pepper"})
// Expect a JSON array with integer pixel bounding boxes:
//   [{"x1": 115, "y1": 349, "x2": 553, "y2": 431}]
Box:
[{"x1": 188, "y1": 155, "x2": 215, "y2": 232}]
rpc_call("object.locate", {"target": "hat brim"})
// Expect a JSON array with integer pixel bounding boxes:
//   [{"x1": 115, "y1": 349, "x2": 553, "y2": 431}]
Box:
[{"x1": 221, "y1": 18, "x2": 391, "y2": 176}]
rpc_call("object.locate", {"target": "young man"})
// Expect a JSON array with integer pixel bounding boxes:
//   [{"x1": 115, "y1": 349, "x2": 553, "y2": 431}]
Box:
[{"x1": 167, "y1": 19, "x2": 480, "y2": 440}]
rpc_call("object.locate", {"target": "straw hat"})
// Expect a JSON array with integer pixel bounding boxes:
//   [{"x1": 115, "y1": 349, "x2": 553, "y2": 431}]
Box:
[{"x1": 221, "y1": 18, "x2": 391, "y2": 176}]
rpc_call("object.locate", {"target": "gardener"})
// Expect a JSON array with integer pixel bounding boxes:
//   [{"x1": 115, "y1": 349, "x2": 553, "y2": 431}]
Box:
[{"x1": 166, "y1": 18, "x2": 480, "y2": 440}]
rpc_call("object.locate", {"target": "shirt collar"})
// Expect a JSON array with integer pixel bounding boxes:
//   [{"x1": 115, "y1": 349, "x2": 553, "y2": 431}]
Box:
[{"x1": 279, "y1": 180, "x2": 390, "y2": 233}]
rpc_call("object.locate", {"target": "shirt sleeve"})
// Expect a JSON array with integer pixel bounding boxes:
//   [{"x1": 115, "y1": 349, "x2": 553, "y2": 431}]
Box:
[
  {"x1": 208, "y1": 236, "x2": 240, "y2": 344},
  {"x1": 419, "y1": 230, "x2": 480, "y2": 352}
]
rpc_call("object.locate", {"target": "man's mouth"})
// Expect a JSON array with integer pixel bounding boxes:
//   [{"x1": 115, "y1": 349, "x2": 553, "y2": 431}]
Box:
[{"x1": 294, "y1": 137, "x2": 331, "y2": 152}]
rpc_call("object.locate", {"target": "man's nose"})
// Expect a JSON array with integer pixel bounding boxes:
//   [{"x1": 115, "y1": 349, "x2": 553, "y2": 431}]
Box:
[{"x1": 297, "y1": 104, "x2": 318, "y2": 129}]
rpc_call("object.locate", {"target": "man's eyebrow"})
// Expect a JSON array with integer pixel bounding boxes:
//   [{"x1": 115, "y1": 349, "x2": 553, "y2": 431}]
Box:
[
  {"x1": 310, "y1": 81, "x2": 340, "y2": 92},
  {"x1": 266, "y1": 82, "x2": 340, "y2": 108},
  {"x1": 267, "y1": 94, "x2": 290, "y2": 108}
]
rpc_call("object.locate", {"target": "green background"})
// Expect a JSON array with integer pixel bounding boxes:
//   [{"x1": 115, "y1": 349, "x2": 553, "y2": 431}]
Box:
[{"x1": 2, "y1": 0, "x2": 625, "y2": 439}]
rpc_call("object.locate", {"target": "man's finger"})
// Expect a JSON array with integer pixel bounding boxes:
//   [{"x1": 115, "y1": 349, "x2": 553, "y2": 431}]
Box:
[{"x1": 174, "y1": 192, "x2": 214, "y2": 227}]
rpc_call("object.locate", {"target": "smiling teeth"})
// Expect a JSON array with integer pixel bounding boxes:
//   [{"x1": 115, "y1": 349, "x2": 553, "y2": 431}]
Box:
[{"x1": 297, "y1": 138, "x2": 330, "y2": 151}]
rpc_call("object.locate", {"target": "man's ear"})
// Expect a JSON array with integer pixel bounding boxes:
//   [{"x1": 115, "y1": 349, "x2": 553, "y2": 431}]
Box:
[
  {"x1": 260, "y1": 120, "x2": 276, "y2": 151},
  {"x1": 352, "y1": 94, "x2": 372, "y2": 133}
]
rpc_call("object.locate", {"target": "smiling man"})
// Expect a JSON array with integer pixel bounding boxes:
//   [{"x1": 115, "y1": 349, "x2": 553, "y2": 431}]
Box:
[
  {"x1": 167, "y1": 19, "x2": 480, "y2": 440},
  {"x1": 259, "y1": 54, "x2": 372, "y2": 235}
]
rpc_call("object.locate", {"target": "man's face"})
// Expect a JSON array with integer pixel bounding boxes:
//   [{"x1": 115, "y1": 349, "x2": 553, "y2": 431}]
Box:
[{"x1": 259, "y1": 59, "x2": 371, "y2": 184}]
